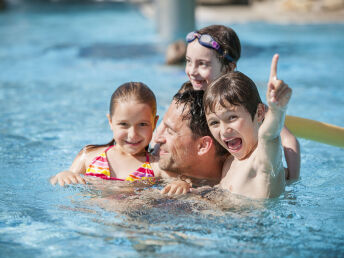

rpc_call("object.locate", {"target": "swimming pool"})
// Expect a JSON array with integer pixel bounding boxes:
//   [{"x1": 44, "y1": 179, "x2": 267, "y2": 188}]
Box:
[{"x1": 0, "y1": 2, "x2": 343, "y2": 257}]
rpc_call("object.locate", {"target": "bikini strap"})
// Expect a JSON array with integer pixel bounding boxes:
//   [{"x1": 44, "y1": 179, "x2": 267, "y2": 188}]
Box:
[
  {"x1": 104, "y1": 145, "x2": 114, "y2": 153},
  {"x1": 145, "y1": 152, "x2": 150, "y2": 162}
]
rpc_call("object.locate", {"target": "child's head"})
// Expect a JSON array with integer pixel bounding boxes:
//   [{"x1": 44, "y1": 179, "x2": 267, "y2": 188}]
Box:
[
  {"x1": 109, "y1": 82, "x2": 157, "y2": 117},
  {"x1": 203, "y1": 72, "x2": 264, "y2": 160},
  {"x1": 204, "y1": 72, "x2": 262, "y2": 120},
  {"x1": 107, "y1": 82, "x2": 158, "y2": 155},
  {"x1": 197, "y1": 25, "x2": 241, "y2": 68},
  {"x1": 185, "y1": 25, "x2": 241, "y2": 91}
]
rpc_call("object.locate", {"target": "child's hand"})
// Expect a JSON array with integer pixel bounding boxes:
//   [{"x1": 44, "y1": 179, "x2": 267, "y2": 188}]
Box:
[
  {"x1": 50, "y1": 171, "x2": 86, "y2": 186},
  {"x1": 161, "y1": 177, "x2": 192, "y2": 196},
  {"x1": 267, "y1": 54, "x2": 292, "y2": 111}
]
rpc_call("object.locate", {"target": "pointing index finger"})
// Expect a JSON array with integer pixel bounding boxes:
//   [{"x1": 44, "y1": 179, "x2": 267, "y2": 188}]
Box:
[{"x1": 269, "y1": 54, "x2": 279, "y2": 81}]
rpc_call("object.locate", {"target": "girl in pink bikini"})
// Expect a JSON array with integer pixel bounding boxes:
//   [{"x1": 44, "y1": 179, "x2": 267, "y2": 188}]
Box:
[{"x1": 50, "y1": 82, "x2": 174, "y2": 187}]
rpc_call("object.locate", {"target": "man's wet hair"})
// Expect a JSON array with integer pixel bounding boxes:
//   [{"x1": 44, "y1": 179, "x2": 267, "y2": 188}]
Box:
[{"x1": 173, "y1": 87, "x2": 228, "y2": 156}]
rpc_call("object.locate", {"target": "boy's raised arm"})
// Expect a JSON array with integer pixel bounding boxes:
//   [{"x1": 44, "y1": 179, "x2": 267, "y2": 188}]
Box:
[{"x1": 257, "y1": 54, "x2": 292, "y2": 173}]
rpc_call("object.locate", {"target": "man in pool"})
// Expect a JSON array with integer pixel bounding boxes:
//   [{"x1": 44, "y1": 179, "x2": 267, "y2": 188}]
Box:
[{"x1": 154, "y1": 87, "x2": 229, "y2": 192}]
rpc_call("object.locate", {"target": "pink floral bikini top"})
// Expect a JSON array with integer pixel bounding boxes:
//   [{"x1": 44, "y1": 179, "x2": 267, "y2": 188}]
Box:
[{"x1": 85, "y1": 145, "x2": 155, "y2": 185}]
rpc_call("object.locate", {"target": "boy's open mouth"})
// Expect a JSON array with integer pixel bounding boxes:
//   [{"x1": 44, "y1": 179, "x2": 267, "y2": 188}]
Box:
[{"x1": 225, "y1": 138, "x2": 242, "y2": 152}]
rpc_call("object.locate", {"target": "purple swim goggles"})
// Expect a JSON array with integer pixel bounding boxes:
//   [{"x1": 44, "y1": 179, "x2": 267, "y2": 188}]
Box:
[{"x1": 186, "y1": 31, "x2": 234, "y2": 62}]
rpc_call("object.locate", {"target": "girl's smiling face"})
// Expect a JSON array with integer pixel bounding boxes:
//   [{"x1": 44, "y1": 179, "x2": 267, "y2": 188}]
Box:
[
  {"x1": 185, "y1": 40, "x2": 225, "y2": 91},
  {"x1": 108, "y1": 100, "x2": 157, "y2": 155}
]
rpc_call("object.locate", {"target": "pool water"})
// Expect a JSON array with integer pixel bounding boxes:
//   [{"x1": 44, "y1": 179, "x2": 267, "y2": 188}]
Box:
[{"x1": 0, "y1": 2, "x2": 343, "y2": 257}]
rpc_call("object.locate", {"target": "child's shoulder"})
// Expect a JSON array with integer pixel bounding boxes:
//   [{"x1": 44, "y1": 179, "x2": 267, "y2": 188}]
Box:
[
  {"x1": 84, "y1": 144, "x2": 110, "y2": 153},
  {"x1": 80, "y1": 145, "x2": 111, "y2": 162},
  {"x1": 223, "y1": 154, "x2": 234, "y2": 169}
]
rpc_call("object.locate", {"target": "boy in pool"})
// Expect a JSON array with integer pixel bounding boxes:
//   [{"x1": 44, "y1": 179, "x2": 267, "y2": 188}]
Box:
[{"x1": 203, "y1": 55, "x2": 290, "y2": 198}]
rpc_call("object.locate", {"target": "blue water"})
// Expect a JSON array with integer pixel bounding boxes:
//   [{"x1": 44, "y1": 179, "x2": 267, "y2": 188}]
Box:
[{"x1": 1, "y1": 2, "x2": 344, "y2": 257}]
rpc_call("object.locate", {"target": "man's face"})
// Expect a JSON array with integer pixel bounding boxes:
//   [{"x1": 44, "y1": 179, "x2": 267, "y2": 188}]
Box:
[{"x1": 154, "y1": 101, "x2": 198, "y2": 173}]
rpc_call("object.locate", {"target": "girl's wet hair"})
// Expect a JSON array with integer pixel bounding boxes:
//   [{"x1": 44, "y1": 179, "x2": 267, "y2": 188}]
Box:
[
  {"x1": 177, "y1": 81, "x2": 193, "y2": 93},
  {"x1": 204, "y1": 71, "x2": 262, "y2": 120},
  {"x1": 109, "y1": 82, "x2": 156, "y2": 117},
  {"x1": 86, "y1": 82, "x2": 156, "y2": 150},
  {"x1": 197, "y1": 25, "x2": 241, "y2": 71}
]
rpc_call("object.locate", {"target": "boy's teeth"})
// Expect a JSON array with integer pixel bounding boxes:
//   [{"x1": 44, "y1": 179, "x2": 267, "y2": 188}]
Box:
[{"x1": 226, "y1": 138, "x2": 242, "y2": 150}]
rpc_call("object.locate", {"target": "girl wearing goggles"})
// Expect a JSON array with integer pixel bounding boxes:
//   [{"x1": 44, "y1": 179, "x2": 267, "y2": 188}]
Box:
[
  {"x1": 186, "y1": 31, "x2": 234, "y2": 62},
  {"x1": 185, "y1": 25, "x2": 240, "y2": 91}
]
